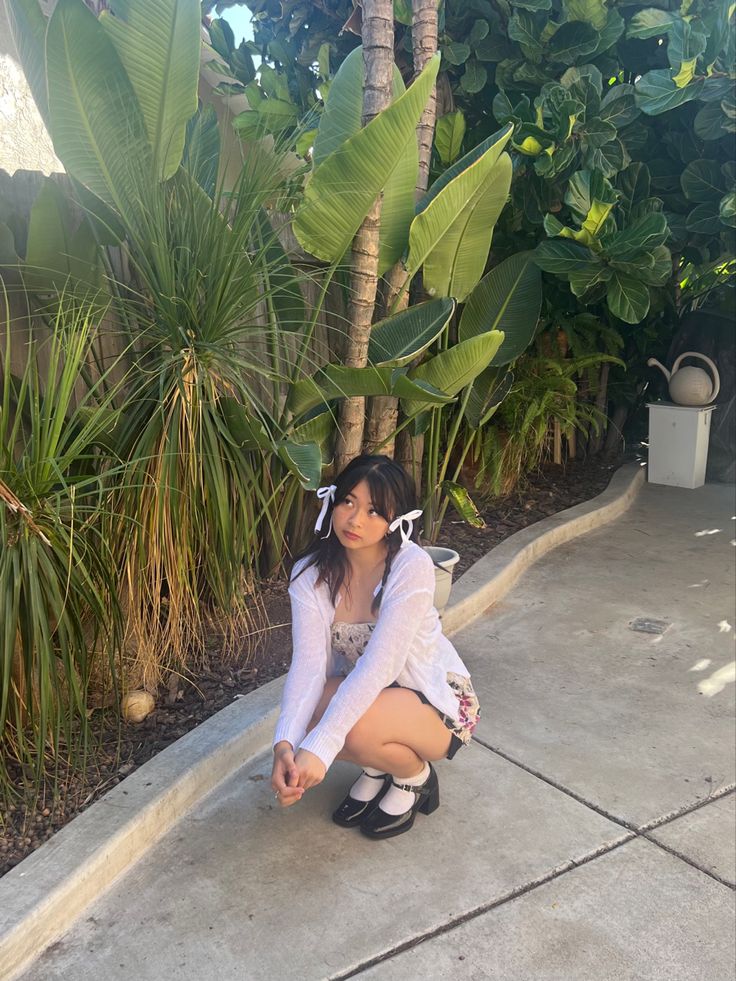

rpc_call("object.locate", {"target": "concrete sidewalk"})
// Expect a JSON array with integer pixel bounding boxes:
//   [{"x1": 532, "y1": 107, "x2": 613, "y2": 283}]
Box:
[{"x1": 8, "y1": 478, "x2": 736, "y2": 980}]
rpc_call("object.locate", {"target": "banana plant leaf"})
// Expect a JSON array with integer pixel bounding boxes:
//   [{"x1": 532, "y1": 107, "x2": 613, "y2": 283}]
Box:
[
  {"x1": 441, "y1": 480, "x2": 486, "y2": 528},
  {"x1": 100, "y1": 0, "x2": 200, "y2": 181},
  {"x1": 23, "y1": 179, "x2": 105, "y2": 301},
  {"x1": 311, "y1": 47, "x2": 417, "y2": 275},
  {"x1": 402, "y1": 329, "x2": 505, "y2": 418},
  {"x1": 219, "y1": 397, "x2": 272, "y2": 450},
  {"x1": 406, "y1": 124, "x2": 514, "y2": 302},
  {"x1": 464, "y1": 367, "x2": 514, "y2": 429},
  {"x1": 183, "y1": 105, "x2": 221, "y2": 197},
  {"x1": 293, "y1": 54, "x2": 439, "y2": 265},
  {"x1": 278, "y1": 440, "x2": 322, "y2": 490},
  {"x1": 46, "y1": 0, "x2": 152, "y2": 221},
  {"x1": 290, "y1": 409, "x2": 335, "y2": 449},
  {"x1": 287, "y1": 363, "x2": 452, "y2": 419},
  {"x1": 367, "y1": 298, "x2": 455, "y2": 367},
  {"x1": 458, "y1": 252, "x2": 542, "y2": 365}
]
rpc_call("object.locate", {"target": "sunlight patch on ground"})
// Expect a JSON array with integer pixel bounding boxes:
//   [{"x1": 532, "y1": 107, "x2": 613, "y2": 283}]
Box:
[
  {"x1": 690, "y1": 659, "x2": 711, "y2": 672},
  {"x1": 688, "y1": 579, "x2": 710, "y2": 588},
  {"x1": 718, "y1": 621, "x2": 732, "y2": 634},
  {"x1": 698, "y1": 662, "x2": 736, "y2": 697},
  {"x1": 695, "y1": 528, "x2": 721, "y2": 536}
]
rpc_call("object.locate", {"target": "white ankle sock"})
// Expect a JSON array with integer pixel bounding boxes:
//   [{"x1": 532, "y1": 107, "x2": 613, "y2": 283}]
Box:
[
  {"x1": 380, "y1": 762, "x2": 430, "y2": 816},
  {"x1": 349, "y1": 766, "x2": 386, "y2": 802}
]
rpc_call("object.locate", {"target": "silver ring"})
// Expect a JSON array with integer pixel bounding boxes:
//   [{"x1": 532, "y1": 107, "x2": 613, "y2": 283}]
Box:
[{"x1": 274, "y1": 792, "x2": 280, "y2": 798}]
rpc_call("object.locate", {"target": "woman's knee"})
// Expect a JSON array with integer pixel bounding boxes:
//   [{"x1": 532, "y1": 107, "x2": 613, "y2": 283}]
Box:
[{"x1": 342, "y1": 715, "x2": 373, "y2": 756}]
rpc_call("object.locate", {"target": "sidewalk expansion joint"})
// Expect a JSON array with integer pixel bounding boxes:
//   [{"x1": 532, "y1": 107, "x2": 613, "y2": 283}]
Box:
[
  {"x1": 636, "y1": 785, "x2": 735, "y2": 835},
  {"x1": 642, "y1": 833, "x2": 736, "y2": 891},
  {"x1": 330, "y1": 837, "x2": 635, "y2": 980},
  {"x1": 472, "y1": 740, "x2": 736, "y2": 890},
  {"x1": 471, "y1": 736, "x2": 639, "y2": 832}
]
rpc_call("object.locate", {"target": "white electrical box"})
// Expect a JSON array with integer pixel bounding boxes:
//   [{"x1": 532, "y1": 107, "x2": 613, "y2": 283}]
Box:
[{"x1": 647, "y1": 402, "x2": 715, "y2": 489}]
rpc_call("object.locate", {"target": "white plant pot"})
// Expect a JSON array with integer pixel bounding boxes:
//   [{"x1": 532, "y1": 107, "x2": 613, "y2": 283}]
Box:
[{"x1": 423, "y1": 546, "x2": 460, "y2": 613}]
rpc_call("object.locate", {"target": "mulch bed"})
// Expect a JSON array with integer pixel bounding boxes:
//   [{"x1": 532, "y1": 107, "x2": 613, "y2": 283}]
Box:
[{"x1": 0, "y1": 454, "x2": 622, "y2": 877}]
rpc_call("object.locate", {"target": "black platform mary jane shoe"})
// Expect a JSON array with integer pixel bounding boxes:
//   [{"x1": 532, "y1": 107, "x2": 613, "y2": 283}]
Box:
[
  {"x1": 359, "y1": 764, "x2": 440, "y2": 840},
  {"x1": 332, "y1": 771, "x2": 390, "y2": 828}
]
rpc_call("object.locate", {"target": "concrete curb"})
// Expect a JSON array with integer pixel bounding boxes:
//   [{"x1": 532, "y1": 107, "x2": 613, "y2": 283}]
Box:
[
  {"x1": 0, "y1": 461, "x2": 644, "y2": 981},
  {"x1": 0, "y1": 677, "x2": 284, "y2": 981},
  {"x1": 441, "y1": 461, "x2": 645, "y2": 636}
]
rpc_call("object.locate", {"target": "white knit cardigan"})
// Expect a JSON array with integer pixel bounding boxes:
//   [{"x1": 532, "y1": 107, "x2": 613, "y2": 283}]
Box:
[{"x1": 272, "y1": 541, "x2": 473, "y2": 770}]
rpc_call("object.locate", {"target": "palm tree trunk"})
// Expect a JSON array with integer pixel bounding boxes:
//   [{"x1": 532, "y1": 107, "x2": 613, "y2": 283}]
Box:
[
  {"x1": 335, "y1": 1, "x2": 394, "y2": 473},
  {"x1": 393, "y1": 0, "x2": 439, "y2": 485}
]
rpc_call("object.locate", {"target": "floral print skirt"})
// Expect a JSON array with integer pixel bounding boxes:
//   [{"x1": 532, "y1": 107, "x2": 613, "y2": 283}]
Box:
[
  {"x1": 397, "y1": 672, "x2": 480, "y2": 759},
  {"x1": 437, "y1": 672, "x2": 481, "y2": 758}
]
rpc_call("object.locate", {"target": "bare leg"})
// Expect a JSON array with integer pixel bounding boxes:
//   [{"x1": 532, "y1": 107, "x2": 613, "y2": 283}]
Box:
[{"x1": 308, "y1": 679, "x2": 451, "y2": 779}]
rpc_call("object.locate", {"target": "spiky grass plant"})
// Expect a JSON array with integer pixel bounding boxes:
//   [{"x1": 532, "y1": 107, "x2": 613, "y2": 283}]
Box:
[
  {"x1": 108, "y1": 146, "x2": 309, "y2": 688},
  {"x1": 0, "y1": 289, "x2": 124, "y2": 805}
]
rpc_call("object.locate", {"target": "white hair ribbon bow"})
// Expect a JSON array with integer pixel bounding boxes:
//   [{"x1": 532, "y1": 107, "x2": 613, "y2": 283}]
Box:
[
  {"x1": 314, "y1": 484, "x2": 337, "y2": 537},
  {"x1": 388, "y1": 508, "x2": 423, "y2": 546}
]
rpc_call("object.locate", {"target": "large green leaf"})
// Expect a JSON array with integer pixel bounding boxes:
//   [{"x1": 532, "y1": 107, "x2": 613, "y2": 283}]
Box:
[
  {"x1": 423, "y1": 154, "x2": 512, "y2": 301},
  {"x1": 312, "y1": 47, "x2": 418, "y2": 276},
  {"x1": 23, "y1": 179, "x2": 102, "y2": 297},
  {"x1": 435, "y1": 112, "x2": 467, "y2": 165},
  {"x1": 183, "y1": 105, "x2": 221, "y2": 197},
  {"x1": 599, "y1": 84, "x2": 640, "y2": 129},
  {"x1": 464, "y1": 368, "x2": 514, "y2": 429},
  {"x1": 602, "y1": 212, "x2": 668, "y2": 262},
  {"x1": 607, "y1": 273, "x2": 650, "y2": 323},
  {"x1": 441, "y1": 481, "x2": 486, "y2": 528},
  {"x1": 403, "y1": 330, "x2": 505, "y2": 417},
  {"x1": 627, "y1": 8, "x2": 676, "y2": 40},
  {"x1": 547, "y1": 21, "x2": 599, "y2": 64},
  {"x1": 461, "y1": 61, "x2": 488, "y2": 95},
  {"x1": 566, "y1": 0, "x2": 608, "y2": 30},
  {"x1": 293, "y1": 54, "x2": 439, "y2": 266},
  {"x1": 618, "y1": 162, "x2": 651, "y2": 218},
  {"x1": 277, "y1": 441, "x2": 322, "y2": 490},
  {"x1": 458, "y1": 253, "x2": 542, "y2": 365},
  {"x1": 564, "y1": 170, "x2": 617, "y2": 221},
  {"x1": 685, "y1": 204, "x2": 722, "y2": 235},
  {"x1": 367, "y1": 299, "x2": 455, "y2": 367},
  {"x1": 220, "y1": 398, "x2": 271, "y2": 450},
  {"x1": 694, "y1": 101, "x2": 729, "y2": 141},
  {"x1": 533, "y1": 239, "x2": 597, "y2": 274},
  {"x1": 635, "y1": 70, "x2": 704, "y2": 115},
  {"x1": 6, "y1": 0, "x2": 49, "y2": 125},
  {"x1": 681, "y1": 160, "x2": 725, "y2": 204},
  {"x1": 406, "y1": 125, "x2": 514, "y2": 301},
  {"x1": 100, "y1": 0, "x2": 199, "y2": 180},
  {"x1": 290, "y1": 410, "x2": 334, "y2": 449},
  {"x1": 720, "y1": 192, "x2": 736, "y2": 228},
  {"x1": 46, "y1": 0, "x2": 152, "y2": 219},
  {"x1": 287, "y1": 363, "x2": 452, "y2": 418}
]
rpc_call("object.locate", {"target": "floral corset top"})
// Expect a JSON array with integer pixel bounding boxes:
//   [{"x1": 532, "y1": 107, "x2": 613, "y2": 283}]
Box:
[{"x1": 331, "y1": 621, "x2": 376, "y2": 674}]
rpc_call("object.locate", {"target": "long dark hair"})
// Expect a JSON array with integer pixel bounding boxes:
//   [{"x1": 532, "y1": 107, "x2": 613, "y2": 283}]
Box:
[{"x1": 292, "y1": 455, "x2": 419, "y2": 613}]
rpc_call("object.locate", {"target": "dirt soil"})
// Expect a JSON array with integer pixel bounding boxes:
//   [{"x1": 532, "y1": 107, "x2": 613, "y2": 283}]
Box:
[{"x1": 1, "y1": 455, "x2": 622, "y2": 877}]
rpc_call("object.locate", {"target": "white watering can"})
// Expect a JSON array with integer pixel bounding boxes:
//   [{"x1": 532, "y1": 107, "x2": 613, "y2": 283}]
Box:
[{"x1": 647, "y1": 351, "x2": 720, "y2": 407}]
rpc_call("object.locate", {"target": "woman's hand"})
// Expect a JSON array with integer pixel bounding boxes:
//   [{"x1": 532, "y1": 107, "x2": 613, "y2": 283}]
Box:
[
  {"x1": 271, "y1": 742, "x2": 304, "y2": 808},
  {"x1": 294, "y1": 749, "x2": 326, "y2": 790}
]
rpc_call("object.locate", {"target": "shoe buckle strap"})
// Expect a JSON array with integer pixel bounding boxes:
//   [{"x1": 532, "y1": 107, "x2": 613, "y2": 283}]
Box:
[{"x1": 391, "y1": 779, "x2": 430, "y2": 795}]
